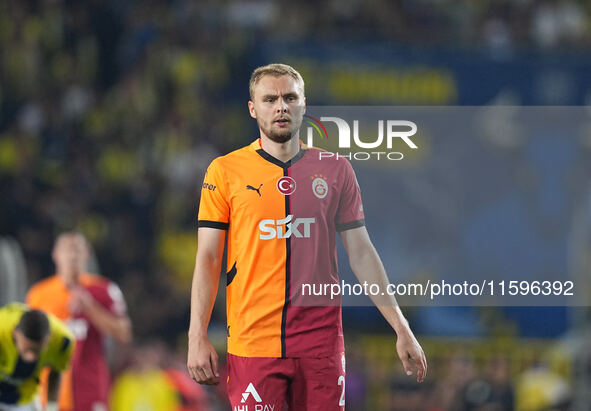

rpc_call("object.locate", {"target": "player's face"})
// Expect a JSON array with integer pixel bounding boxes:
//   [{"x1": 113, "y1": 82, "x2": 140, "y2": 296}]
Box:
[
  {"x1": 13, "y1": 329, "x2": 48, "y2": 363},
  {"x1": 248, "y1": 75, "x2": 305, "y2": 144},
  {"x1": 52, "y1": 234, "x2": 88, "y2": 283}
]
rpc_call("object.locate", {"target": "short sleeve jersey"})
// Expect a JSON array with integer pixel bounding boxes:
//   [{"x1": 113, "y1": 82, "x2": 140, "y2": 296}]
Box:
[
  {"x1": 0, "y1": 303, "x2": 75, "y2": 405},
  {"x1": 198, "y1": 139, "x2": 365, "y2": 358},
  {"x1": 27, "y1": 273, "x2": 127, "y2": 411}
]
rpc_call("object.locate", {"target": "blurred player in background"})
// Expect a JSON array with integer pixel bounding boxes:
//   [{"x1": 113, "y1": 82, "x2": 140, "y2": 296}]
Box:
[
  {"x1": 0, "y1": 303, "x2": 75, "y2": 411},
  {"x1": 26, "y1": 232, "x2": 132, "y2": 411},
  {"x1": 187, "y1": 63, "x2": 427, "y2": 410}
]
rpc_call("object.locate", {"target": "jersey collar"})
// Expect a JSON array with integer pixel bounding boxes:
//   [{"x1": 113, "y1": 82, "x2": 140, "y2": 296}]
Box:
[{"x1": 251, "y1": 138, "x2": 306, "y2": 168}]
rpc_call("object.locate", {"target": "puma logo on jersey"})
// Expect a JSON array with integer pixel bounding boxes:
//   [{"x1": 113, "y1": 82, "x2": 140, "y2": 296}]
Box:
[
  {"x1": 246, "y1": 184, "x2": 263, "y2": 197},
  {"x1": 259, "y1": 215, "x2": 315, "y2": 239}
]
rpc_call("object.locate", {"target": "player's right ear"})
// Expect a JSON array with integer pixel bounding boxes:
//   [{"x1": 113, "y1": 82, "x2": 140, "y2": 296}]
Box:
[{"x1": 248, "y1": 100, "x2": 257, "y2": 119}]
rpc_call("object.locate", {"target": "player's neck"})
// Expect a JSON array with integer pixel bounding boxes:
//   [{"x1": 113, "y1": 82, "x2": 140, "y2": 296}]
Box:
[
  {"x1": 260, "y1": 134, "x2": 300, "y2": 163},
  {"x1": 57, "y1": 270, "x2": 81, "y2": 288}
]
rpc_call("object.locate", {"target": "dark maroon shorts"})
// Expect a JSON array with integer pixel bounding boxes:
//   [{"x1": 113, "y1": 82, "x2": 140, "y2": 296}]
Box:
[{"x1": 227, "y1": 352, "x2": 346, "y2": 410}]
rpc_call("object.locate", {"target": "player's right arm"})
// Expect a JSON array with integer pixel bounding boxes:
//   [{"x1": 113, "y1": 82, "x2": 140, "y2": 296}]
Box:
[
  {"x1": 47, "y1": 370, "x2": 61, "y2": 403},
  {"x1": 187, "y1": 226, "x2": 226, "y2": 386}
]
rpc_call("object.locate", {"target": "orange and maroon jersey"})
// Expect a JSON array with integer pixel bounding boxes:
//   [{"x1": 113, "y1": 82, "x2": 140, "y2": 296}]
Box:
[
  {"x1": 27, "y1": 273, "x2": 127, "y2": 411},
  {"x1": 198, "y1": 139, "x2": 364, "y2": 358}
]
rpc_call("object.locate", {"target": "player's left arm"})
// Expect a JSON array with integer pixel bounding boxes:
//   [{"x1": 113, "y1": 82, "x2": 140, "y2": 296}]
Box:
[
  {"x1": 70, "y1": 285, "x2": 132, "y2": 345},
  {"x1": 44, "y1": 314, "x2": 75, "y2": 411},
  {"x1": 339, "y1": 226, "x2": 427, "y2": 383}
]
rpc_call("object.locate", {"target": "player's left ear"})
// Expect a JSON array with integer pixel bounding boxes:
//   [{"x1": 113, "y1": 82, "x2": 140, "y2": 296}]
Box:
[{"x1": 248, "y1": 100, "x2": 257, "y2": 119}]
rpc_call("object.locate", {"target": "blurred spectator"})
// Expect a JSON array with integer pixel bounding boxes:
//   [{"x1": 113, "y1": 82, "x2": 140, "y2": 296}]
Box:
[
  {"x1": 451, "y1": 356, "x2": 514, "y2": 411},
  {"x1": 427, "y1": 350, "x2": 477, "y2": 411},
  {"x1": 530, "y1": 0, "x2": 586, "y2": 49},
  {"x1": 0, "y1": 237, "x2": 28, "y2": 305},
  {"x1": 110, "y1": 341, "x2": 215, "y2": 411},
  {"x1": 515, "y1": 364, "x2": 571, "y2": 411}
]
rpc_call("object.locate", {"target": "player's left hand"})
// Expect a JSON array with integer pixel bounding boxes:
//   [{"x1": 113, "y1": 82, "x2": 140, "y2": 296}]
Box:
[{"x1": 395, "y1": 328, "x2": 427, "y2": 383}]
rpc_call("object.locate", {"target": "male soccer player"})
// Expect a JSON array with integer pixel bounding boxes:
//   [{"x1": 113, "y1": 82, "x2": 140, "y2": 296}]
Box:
[
  {"x1": 187, "y1": 63, "x2": 427, "y2": 410},
  {"x1": 0, "y1": 303, "x2": 75, "y2": 411},
  {"x1": 27, "y1": 232, "x2": 131, "y2": 411}
]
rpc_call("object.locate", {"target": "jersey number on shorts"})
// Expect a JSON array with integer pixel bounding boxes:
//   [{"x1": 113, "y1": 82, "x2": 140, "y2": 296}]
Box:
[{"x1": 338, "y1": 375, "x2": 345, "y2": 406}]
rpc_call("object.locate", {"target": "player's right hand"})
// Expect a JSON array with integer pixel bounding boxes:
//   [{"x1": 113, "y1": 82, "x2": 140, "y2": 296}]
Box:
[{"x1": 187, "y1": 336, "x2": 220, "y2": 385}]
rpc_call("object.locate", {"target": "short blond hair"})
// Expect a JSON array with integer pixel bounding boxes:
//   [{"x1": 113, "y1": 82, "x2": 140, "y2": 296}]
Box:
[{"x1": 249, "y1": 63, "x2": 305, "y2": 100}]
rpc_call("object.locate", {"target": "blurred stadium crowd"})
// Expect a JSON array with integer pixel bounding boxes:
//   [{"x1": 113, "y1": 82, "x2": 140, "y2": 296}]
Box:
[{"x1": 1, "y1": 0, "x2": 591, "y2": 410}]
